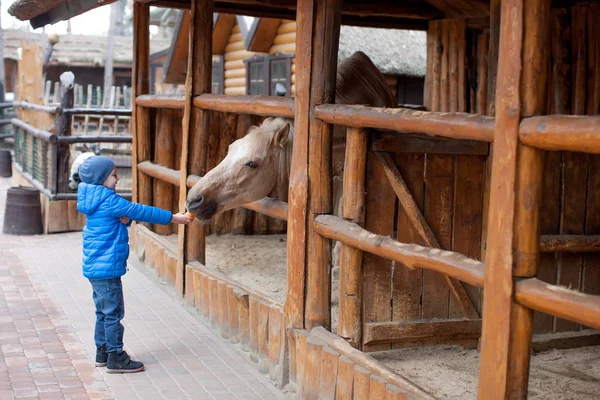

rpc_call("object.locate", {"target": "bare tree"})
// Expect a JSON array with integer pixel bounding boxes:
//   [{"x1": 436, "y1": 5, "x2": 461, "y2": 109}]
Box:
[{"x1": 103, "y1": 0, "x2": 127, "y2": 105}]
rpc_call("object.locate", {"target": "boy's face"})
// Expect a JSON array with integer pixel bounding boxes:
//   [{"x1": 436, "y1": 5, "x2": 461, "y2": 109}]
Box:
[{"x1": 103, "y1": 168, "x2": 119, "y2": 191}]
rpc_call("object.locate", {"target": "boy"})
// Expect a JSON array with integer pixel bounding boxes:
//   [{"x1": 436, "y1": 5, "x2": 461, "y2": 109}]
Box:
[{"x1": 77, "y1": 156, "x2": 192, "y2": 373}]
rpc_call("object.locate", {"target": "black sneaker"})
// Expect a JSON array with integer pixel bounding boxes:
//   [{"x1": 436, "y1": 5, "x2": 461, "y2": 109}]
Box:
[
  {"x1": 95, "y1": 346, "x2": 108, "y2": 367},
  {"x1": 106, "y1": 351, "x2": 145, "y2": 374}
]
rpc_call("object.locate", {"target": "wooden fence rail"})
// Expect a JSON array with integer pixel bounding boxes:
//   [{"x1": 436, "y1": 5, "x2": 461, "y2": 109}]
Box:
[
  {"x1": 313, "y1": 214, "x2": 485, "y2": 288},
  {"x1": 193, "y1": 94, "x2": 295, "y2": 118},
  {"x1": 136, "y1": 95, "x2": 185, "y2": 109},
  {"x1": 314, "y1": 104, "x2": 495, "y2": 142}
]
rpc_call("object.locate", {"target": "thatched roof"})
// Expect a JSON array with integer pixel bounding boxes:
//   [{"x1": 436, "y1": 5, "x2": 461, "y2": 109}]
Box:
[
  {"x1": 3, "y1": 30, "x2": 170, "y2": 67},
  {"x1": 339, "y1": 26, "x2": 426, "y2": 77}
]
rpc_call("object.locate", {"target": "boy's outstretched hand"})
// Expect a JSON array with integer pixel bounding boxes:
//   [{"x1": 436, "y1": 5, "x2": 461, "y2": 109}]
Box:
[
  {"x1": 120, "y1": 217, "x2": 130, "y2": 224},
  {"x1": 172, "y1": 212, "x2": 194, "y2": 225}
]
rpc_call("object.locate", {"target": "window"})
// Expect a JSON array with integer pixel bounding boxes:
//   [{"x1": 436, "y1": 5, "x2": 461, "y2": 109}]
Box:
[
  {"x1": 245, "y1": 54, "x2": 293, "y2": 96},
  {"x1": 212, "y1": 56, "x2": 224, "y2": 94}
]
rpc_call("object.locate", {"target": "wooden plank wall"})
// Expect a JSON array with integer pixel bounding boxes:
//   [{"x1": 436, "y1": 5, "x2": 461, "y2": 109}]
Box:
[
  {"x1": 363, "y1": 19, "x2": 485, "y2": 351},
  {"x1": 534, "y1": 4, "x2": 600, "y2": 335},
  {"x1": 403, "y1": 7, "x2": 600, "y2": 338}
]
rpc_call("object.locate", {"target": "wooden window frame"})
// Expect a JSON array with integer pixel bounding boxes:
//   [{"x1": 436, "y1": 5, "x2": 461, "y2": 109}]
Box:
[
  {"x1": 244, "y1": 53, "x2": 294, "y2": 96},
  {"x1": 212, "y1": 55, "x2": 225, "y2": 94}
]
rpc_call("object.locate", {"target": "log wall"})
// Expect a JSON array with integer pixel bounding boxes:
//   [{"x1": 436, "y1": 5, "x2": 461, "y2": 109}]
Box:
[
  {"x1": 224, "y1": 24, "x2": 256, "y2": 95},
  {"x1": 533, "y1": 4, "x2": 600, "y2": 335},
  {"x1": 405, "y1": 7, "x2": 600, "y2": 341}
]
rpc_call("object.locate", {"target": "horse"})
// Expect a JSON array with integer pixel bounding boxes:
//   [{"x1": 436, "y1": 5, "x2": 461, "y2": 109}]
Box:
[
  {"x1": 185, "y1": 51, "x2": 398, "y2": 277},
  {"x1": 185, "y1": 51, "x2": 397, "y2": 219}
]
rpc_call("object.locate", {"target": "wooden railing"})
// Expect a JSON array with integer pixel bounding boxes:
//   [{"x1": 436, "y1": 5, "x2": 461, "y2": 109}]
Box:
[{"x1": 11, "y1": 100, "x2": 132, "y2": 200}]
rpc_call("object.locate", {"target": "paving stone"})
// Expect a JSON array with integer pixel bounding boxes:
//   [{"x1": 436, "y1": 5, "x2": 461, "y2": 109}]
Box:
[{"x1": 0, "y1": 177, "x2": 286, "y2": 400}]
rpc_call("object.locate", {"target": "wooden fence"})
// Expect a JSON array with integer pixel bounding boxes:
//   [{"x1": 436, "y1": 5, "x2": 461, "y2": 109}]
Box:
[
  {"x1": 127, "y1": 1, "x2": 600, "y2": 399},
  {"x1": 44, "y1": 81, "x2": 132, "y2": 135}
]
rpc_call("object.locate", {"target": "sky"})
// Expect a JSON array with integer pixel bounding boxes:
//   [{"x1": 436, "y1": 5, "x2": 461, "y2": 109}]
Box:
[{"x1": 1, "y1": 2, "x2": 115, "y2": 36}]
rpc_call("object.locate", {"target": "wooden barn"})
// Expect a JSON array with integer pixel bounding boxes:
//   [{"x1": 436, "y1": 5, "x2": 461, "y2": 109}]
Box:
[{"x1": 9, "y1": 0, "x2": 600, "y2": 398}]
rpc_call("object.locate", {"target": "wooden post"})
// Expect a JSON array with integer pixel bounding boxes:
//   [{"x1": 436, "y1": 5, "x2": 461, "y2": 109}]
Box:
[
  {"x1": 55, "y1": 71, "x2": 74, "y2": 193},
  {"x1": 179, "y1": 0, "x2": 213, "y2": 265},
  {"x1": 83, "y1": 84, "x2": 92, "y2": 134},
  {"x1": 478, "y1": 0, "x2": 549, "y2": 398},
  {"x1": 506, "y1": 0, "x2": 549, "y2": 397},
  {"x1": 132, "y1": 3, "x2": 150, "y2": 208},
  {"x1": 178, "y1": 0, "x2": 213, "y2": 298},
  {"x1": 338, "y1": 127, "x2": 368, "y2": 347},
  {"x1": 478, "y1": 0, "x2": 524, "y2": 396},
  {"x1": 306, "y1": 0, "x2": 342, "y2": 331},
  {"x1": 286, "y1": 0, "x2": 341, "y2": 330},
  {"x1": 154, "y1": 109, "x2": 175, "y2": 236}
]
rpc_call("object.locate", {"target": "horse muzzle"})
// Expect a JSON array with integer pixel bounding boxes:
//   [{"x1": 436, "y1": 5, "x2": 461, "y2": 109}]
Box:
[{"x1": 185, "y1": 194, "x2": 218, "y2": 220}]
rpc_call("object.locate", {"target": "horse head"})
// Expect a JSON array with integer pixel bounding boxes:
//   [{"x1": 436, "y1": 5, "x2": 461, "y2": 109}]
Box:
[{"x1": 186, "y1": 117, "x2": 293, "y2": 220}]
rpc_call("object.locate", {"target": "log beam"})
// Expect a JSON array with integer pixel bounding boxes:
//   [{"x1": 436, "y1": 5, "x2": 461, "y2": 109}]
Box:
[
  {"x1": 303, "y1": 0, "x2": 342, "y2": 331},
  {"x1": 338, "y1": 127, "x2": 368, "y2": 347},
  {"x1": 313, "y1": 215, "x2": 484, "y2": 288},
  {"x1": 540, "y1": 235, "x2": 600, "y2": 252},
  {"x1": 136, "y1": 94, "x2": 185, "y2": 109},
  {"x1": 193, "y1": 94, "x2": 294, "y2": 118},
  {"x1": 131, "y1": 3, "x2": 150, "y2": 206},
  {"x1": 519, "y1": 115, "x2": 600, "y2": 153},
  {"x1": 363, "y1": 319, "x2": 482, "y2": 346},
  {"x1": 314, "y1": 104, "x2": 495, "y2": 142},
  {"x1": 514, "y1": 278, "x2": 600, "y2": 331},
  {"x1": 138, "y1": 161, "x2": 180, "y2": 186},
  {"x1": 177, "y1": 0, "x2": 213, "y2": 297}
]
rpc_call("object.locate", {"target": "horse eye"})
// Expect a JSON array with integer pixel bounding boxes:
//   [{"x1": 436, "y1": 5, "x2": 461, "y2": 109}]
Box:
[{"x1": 245, "y1": 161, "x2": 258, "y2": 169}]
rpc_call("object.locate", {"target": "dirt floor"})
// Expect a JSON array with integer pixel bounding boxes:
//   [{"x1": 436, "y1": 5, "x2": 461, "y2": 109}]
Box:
[{"x1": 186, "y1": 233, "x2": 600, "y2": 400}]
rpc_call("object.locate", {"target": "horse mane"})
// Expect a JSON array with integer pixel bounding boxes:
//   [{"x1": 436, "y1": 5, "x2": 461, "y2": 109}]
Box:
[
  {"x1": 261, "y1": 52, "x2": 394, "y2": 191},
  {"x1": 336, "y1": 51, "x2": 397, "y2": 108},
  {"x1": 279, "y1": 119, "x2": 294, "y2": 189}
]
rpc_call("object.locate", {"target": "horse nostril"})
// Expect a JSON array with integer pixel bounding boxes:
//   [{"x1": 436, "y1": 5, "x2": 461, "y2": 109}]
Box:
[{"x1": 188, "y1": 194, "x2": 204, "y2": 211}]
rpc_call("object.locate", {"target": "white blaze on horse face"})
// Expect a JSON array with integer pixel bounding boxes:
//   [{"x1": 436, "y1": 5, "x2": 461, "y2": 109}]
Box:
[{"x1": 186, "y1": 118, "x2": 291, "y2": 219}]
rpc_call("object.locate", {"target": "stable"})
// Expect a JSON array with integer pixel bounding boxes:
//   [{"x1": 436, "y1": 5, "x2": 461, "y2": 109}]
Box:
[{"x1": 9, "y1": 0, "x2": 600, "y2": 399}]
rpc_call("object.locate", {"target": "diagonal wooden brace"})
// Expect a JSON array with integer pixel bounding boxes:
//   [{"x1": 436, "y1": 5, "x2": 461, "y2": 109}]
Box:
[{"x1": 375, "y1": 151, "x2": 480, "y2": 320}]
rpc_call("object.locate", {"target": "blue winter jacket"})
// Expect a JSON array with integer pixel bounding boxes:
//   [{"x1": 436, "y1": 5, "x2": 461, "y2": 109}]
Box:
[{"x1": 77, "y1": 183, "x2": 173, "y2": 279}]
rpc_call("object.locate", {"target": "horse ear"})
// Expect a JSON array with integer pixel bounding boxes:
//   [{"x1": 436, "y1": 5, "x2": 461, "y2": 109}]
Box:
[{"x1": 272, "y1": 122, "x2": 291, "y2": 148}]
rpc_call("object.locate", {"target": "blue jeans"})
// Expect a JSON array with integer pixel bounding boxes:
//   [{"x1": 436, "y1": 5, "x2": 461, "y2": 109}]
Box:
[{"x1": 89, "y1": 278, "x2": 125, "y2": 353}]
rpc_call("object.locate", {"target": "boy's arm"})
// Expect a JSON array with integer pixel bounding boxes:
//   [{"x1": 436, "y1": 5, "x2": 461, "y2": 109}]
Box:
[{"x1": 107, "y1": 194, "x2": 173, "y2": 225}]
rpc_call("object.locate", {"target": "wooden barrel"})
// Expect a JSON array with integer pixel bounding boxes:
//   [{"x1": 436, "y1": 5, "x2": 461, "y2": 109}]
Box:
[
  {"x1": 2, "y1": 186, "x2": 43, "y2": 235},
  {"x1": 0, "y1": 149, "x2": 11, "y2": 177}
]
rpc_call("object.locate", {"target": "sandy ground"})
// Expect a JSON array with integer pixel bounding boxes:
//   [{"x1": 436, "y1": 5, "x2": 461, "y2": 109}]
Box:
[
  {"x1": 182, "y1": 233, "x2": 600, "y2": 400},
  {"x1": 371, "y1": 345, "x2": 600, "y2": 400}
]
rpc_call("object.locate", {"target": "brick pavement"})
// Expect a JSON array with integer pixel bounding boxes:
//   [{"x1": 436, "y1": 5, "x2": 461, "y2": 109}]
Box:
[{"x1": 0, "y1": 177, "x2": 286, "y2": 400}]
